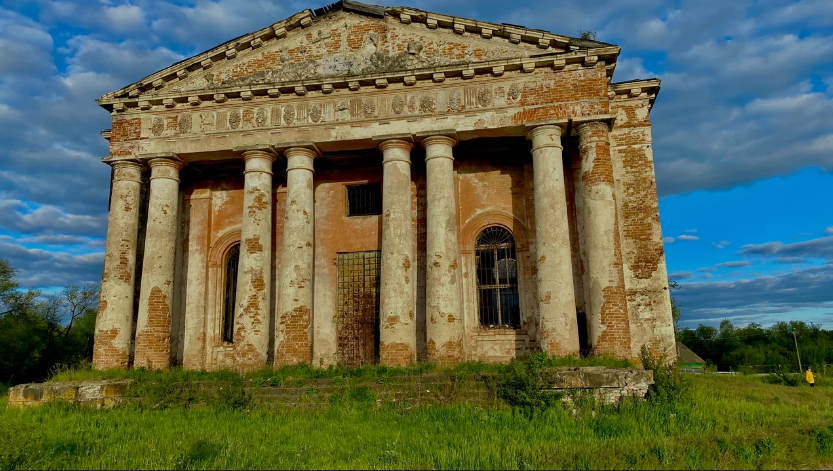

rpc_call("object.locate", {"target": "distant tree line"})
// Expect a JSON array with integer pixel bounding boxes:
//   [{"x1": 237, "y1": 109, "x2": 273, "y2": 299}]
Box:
[
  {"x1": 0, "y1": 259, "x2": 98, "y2": 385},
  {"x1": 676, "y1": 320, "x2": 832, "y2": 373},
  {"x1": 671, "y1": 282, "x2": 832, "y2": 373}
]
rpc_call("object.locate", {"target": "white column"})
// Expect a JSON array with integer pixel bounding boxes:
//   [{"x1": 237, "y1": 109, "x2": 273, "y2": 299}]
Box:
[
  {"x1": 275, "y1": 146, "x2": 317, "y2": 366},
  {"x1": 134, "y1": 154, "x2": 185, "y2": 370},
  {"x1": 93, "y1": 160, "x2": 144, "y2": 370},
  {"x1": 528, "y1": 125, "x2": 580, "y2": 355},
  {"x1": 378, "y1": 139, "x2": 416, "y2": 366},
  {"x1": 422, "y1": 135, "x2": 465, "y2": 364},
  {"x1": 233, "y1": 146, "x2": 277, "y2": 371}
]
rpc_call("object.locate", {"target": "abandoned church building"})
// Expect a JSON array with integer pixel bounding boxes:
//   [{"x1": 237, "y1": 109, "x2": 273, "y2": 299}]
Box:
[{"x1": 92, "y1": 1, "x2": 676, "y2": 372}]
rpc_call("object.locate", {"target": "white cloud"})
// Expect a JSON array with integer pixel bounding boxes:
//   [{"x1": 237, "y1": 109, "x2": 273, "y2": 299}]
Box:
[
  {"x1": 712, "y1": 240, "x2": 730, "y2": 249},
  {"x1": 677, "y1": 234, "x2": 700, "y2": 241},
  {"x1": 0, "y1": 199, "x2": 107, "y2": 236},
  {"x1": 663, "y1": 236, "x2": 675, "y2": 243},
  {"x1": 103, "y1": 4, "x2": 146, "y2": 32},
  {"x1": 825, "y1": 227, "x2": 833, "y2": 235}
]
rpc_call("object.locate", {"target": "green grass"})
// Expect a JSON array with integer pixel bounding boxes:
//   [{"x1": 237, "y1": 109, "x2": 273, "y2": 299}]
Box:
[
  {"x1": 2, "y1": 375, "x2": 831, "y2": 469},
  {"x1": 46, "y1": 355, "x2": 635, "y2": 386}
]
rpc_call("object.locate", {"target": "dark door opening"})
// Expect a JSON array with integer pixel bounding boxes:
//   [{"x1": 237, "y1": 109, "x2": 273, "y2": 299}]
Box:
[{"x1": 336, "y1": 251, "x2": 381, "y2": 366}]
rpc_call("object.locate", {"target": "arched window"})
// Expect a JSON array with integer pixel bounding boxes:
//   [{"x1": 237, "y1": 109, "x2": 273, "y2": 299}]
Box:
[
  {"x1": 475, "y1": 227, "x2": 521, "y2": 329},
  {"x1": 222, "y1": 243, "x2": 240, "y2": 344}
]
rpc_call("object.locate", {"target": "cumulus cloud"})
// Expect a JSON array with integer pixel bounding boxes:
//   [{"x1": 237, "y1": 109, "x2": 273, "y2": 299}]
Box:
[
  {"x1": 676, "y1": 234, "x2": 700, "y2": 241},
  {"x1": 673, "y1": 265, "x2": 833, "y2": 325},
  {"x1": 663, "y1": 236, "x2": 675, "y2": 243},
  {"x1": 825, "y1": 227, "x2": 833, "y2": 235},
  {"x1": 0, "y1": 199, "x2": 108, "y2": 236},
  {"x1": 738, "y1": 235, "x2": 833, "y2": 261},
  {"x1": 668, "y1": 271, "x2": 693, "y2": 280},
  {"x1": 0, "y1": 237, "x2": 103, "y2": 288},
  {"x1": 712, "y1": 240, "x2": 730, "y2": 249},
  {"x1": 713, "y1": 260, "x2": 753, "y2": 268}
]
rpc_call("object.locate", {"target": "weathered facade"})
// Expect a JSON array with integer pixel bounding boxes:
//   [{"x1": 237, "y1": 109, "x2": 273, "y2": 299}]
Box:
[{"x1": 93, "y1": 1, "x2": 675, "y2": 371}]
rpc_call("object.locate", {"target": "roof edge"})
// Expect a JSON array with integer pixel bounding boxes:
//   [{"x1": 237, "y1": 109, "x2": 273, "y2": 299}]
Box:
[{"x1": 99, "y1": 1, "x2": 620, "y2": 105}]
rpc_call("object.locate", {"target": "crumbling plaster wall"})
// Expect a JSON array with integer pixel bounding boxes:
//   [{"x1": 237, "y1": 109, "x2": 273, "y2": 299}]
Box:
[{"x1": 609, "y1": 97, "x2": 676, "y2": 359}]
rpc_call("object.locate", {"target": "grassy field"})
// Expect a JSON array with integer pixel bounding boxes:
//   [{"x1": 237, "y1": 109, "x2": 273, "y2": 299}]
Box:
[{"x1": 1, "y1": 373, "x2": 832, "y2": 470}]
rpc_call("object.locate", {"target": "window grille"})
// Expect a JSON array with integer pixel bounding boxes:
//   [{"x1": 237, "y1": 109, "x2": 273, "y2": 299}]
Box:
[
  {"x1": 347, "y1": 184, "x2": 382, "y2": 216},
  {"x1": 222, "y1": 243, "x2": 240, "y2": 344},
  {"x1": 475, "y1": 227, "x2": 521, "y2": 329},
  {"x1": 336, "y1": 251, "x2": 381, "y2": 366}
]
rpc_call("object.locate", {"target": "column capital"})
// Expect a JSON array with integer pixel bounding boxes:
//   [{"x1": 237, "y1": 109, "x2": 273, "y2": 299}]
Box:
[
  {"x1": 234, "y1": 144, "x2": 277, "y2": 161},
  {"x1": 527, "y1": 125, "x2": 564, "y2": 153},
  {"x1": 418, "y1": 130, "x2": 458, "y2": 149},
  {"x1": 379, "y1": 139, "x2": 413, "y2": 165},
  {"x1": 274, "y1": 141, "x2": 320, "y2": 157},
  {"x1": 283, "y1": 146, "x2": 317, "y2": 173},
  {"x1": 576, "y1": 120, "x2": 612, "y2": 148},
  {"x1": 526, "y1": 124, "x2": 563, "y2": 140},
  {"x1": 107, "y1": 160, "x2": 145, "y2": 184},
  {"x1": 576, "y1": 120, "x2": 611, "y2": 134},
  {"x1": 140, "y1": 153, "x2": 185, "y2": 181}
]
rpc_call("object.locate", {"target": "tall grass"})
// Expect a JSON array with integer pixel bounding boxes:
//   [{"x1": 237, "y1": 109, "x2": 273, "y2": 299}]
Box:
[
  {"x1": 47, "y1": 353, "x2": 635, "y2": 386},
  {"x1": 2, "y1": 374, "x2": 831, "y2": 469}
]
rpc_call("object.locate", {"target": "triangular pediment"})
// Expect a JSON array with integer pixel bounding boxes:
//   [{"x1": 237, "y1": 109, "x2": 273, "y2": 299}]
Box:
[{"x1": 100, "y1": 1, "x2": 616, "y2": 104}]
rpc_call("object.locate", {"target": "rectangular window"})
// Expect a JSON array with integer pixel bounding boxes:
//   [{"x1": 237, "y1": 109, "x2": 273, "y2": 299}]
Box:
[{"x1": 347, "y1": 184, "x2": 382, "y2": 216}]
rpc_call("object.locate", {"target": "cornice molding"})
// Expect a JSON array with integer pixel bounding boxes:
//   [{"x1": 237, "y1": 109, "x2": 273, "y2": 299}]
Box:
[
  {"x1": 100, "y1": 47, "x2": 619, "y2": 114},
  {"x1": 609, "y1": 78, "x2": 661, "y2": 109}
]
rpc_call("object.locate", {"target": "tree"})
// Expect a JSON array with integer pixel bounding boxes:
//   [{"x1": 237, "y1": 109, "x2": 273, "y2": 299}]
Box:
[
  {"x1": 0, "y1": 259, "x2": 99, "y2": 385},
  {"x1": 669, "y1": 280, "x2": 682, "y2": 333}
]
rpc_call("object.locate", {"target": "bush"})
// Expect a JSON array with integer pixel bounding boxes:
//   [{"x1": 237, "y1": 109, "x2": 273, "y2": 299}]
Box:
[
  {"x1": 763, "y1": 370, "x2": 800, "y2": 387},
  {"x1": 640, "y1": 346, "x2": 691, "y2": 404},
  {"x1": 496, "y1": 354, "x2": 566, "y2": 411}
]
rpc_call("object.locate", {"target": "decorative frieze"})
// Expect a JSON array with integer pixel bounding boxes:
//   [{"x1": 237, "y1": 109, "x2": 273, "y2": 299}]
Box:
[{"x1": 134, "y1": 75, "x2": 537, "y2": 140}]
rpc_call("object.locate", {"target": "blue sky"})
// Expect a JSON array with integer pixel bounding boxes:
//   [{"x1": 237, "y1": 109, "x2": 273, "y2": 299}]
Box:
[{"x1": 0, "y1": 0, "x2": 831, "y2": 328}]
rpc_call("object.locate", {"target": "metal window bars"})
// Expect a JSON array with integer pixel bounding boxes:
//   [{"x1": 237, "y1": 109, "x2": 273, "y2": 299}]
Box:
[
  {"x1": 347, "y1": 184, "x2": 382, "y2": 216},
  {"x1": 475, "y1": 227, "x2": 521, "y2": 329},
  {"x1": 336, "y1": 251, "x2": 381, "y2": 366},
  {"x1": 222, "y1": 244, "x2": 240, "y2": 344}
]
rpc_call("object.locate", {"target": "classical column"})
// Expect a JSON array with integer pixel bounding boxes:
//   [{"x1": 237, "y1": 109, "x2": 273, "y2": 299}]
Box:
[
  {"x1": 181, "y1": 189, "x2": 211, "y2": 370},
  {"x1": 528, "y1": 125, "x2": 581, "y2": 355},
  {"x1": 233, "y1": 146, "x2": 277, "y2": 371},
  {"x1": 422, "y1": 135, "x2": 465, "y2": 364},
  {"x1": 134, "y1": 154, "x2": 185, "y2": 370},
  {"x1": 577, "y1": 121, "x2": 631, "y2": 358},
  {"x1": 275, "y1": 145, "x2": 317, "y2": 366},
  {"x1": 378, "y1": 139, "x2": 416, "y2": 366},
  {"x1": 93, "y1": 160, "x2": 144, "y2": 370}
]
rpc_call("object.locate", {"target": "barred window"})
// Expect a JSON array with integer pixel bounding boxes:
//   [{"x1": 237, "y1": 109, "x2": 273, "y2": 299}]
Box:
[
  {"x1": 347, "y1": 184, "x2": 382, "y2": 216},
  {"x1": 475, "y1": 227, "x2": 521, "y2": 329},
  {"x1": 222, "y1": 243, "x2": 240, "y2": 344}
]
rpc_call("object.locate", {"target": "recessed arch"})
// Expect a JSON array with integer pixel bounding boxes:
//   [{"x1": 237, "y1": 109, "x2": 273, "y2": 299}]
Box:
[
  {"x1": 474, "y1": 226, "x2": 521, "y2": 329},
  {"x1": 460, "y1": 210, "x2": 529, "y2": 254}
]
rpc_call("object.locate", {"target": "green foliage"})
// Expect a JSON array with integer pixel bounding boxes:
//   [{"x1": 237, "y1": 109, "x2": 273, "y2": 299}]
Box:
[
  {"x1": 495, "y1": 353, "x2": 630, "y2": 411},
  {"x1": 496, "y1": 355, "x2": 563, "y2": 411},
  {"x1": 0, "y1": 259, "x2": 99, "y2": 385},
  {"x1": 812, "y1": 426, "x2": 833, "y2": 456},
  {"x1": 640, "y1": 346, "x2": 691, "y2": 404},
  {"x1": 677, "y1": 319, "x2": 833, "y2": 373},
  {"x1": 578, "y1": 29, "x2": 597, "y2": 41},
  {"x1": 763, "y1": 369, "x2": 800, "y2": 387}
]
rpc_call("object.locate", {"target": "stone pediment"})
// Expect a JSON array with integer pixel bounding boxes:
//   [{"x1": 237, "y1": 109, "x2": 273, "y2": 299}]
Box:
[{"x1": 98, "y1": 1, "x2": 617, "y2": 108}]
